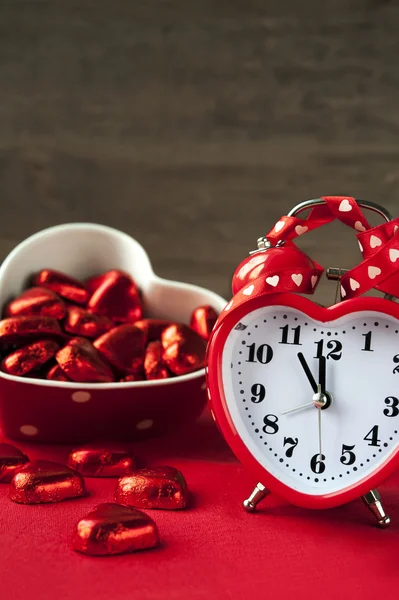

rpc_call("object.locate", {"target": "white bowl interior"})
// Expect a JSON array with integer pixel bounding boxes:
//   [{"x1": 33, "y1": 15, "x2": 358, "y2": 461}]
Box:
[{"x1": 0, "y1": 223, "x2": 227, "y2": 387}]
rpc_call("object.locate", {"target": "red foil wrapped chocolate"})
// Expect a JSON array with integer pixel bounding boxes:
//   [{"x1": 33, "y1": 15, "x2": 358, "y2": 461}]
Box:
[
  {"x1": 115, "y1": 466, "x2": 189, "y2": 510},
  {"x1": 134, "y1": 319, "x2": 172, "y2": 342},
  {"x1": 144, "y1": 341, "x2": 169, "y2": 380},
  {"x1": 4, "y1": 287, "x2": 66, "y2": 320},
  {"x1": 0, "y1": 316, "x2": 62, "y2": 346},
  {"x1": 9, "y1": 460, "x2": 86, "y2": 504},
  {"x1": 34, "y1": 269, "x2": 89, "y2": 305},
  {"x1": 0, "y1": 443, "x2": 29, "y2": 482},
  {"x1": 94, "y1": 325, "x2": 146, "y2": 375},
  {"x1": 64, "y1": 306, "x2": 113, "y2": 338},
  {"x1": 162, "y1": 324, "x2": 206, "y2": 375},
  {"x1": 1, "y1": 339, "x2": 60, "y2": 377},
  {"x1": 46, "y1": 363, "x2": 70, "y2": 381},
  {"x1": 190, "y1": 305, "x2": 218, "y2": 340},
  {"x1": 68, "y1": 443, "x2": 137, "y2": 477},
  {"x1": 88, "y1": 270, "x2": 143, "y2": 324},
  {"x1": 56, "y1": 337, "x2": 115, "y2": 383},
  {"x1": 72, "y1": 503, "x2": 159, "y2": 556}
]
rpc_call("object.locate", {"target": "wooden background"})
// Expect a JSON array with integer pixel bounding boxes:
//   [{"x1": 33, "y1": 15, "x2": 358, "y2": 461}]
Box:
[{"x1": 1, "y1": 0, "x2": 399, "y2": 304}]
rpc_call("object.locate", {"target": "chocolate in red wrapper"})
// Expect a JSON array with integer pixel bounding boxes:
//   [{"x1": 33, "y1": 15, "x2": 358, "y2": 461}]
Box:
[
  {"x1": 34, "y1": 269, "x2": 89, "y2": 305},
  {"x1": 68, "y1": 443, "x2": 137, "y2": 477},
  {"x1": 88, "y1": 270, "x2": 143, "y2": 324},
  {"x1": 134, "y1": 319, "x2": 173, "y2": 342},
  {"x1": 4, "y1": 287, "x2": 66, "y2": 320},
  {"x1": 72, "y1": 503, "x2": 159, "y2": 556},
  {"x1": 0, "y1": 316, "x2": 62, "y2": 346},
  {"x1": 190, "y1": 305, "x2": 218, "y2": 340},
  {"x1": 0, "y1": 443, "x2": 29, "y2": 483},
  {"x1": 10, "y1": 460, "x2": 86, "y2": 504},
  {"x1": 120, "y1": 374, "x2": 145, "y2": 382},
  {"x1": 85, "y1": 270, "x2": 128, "y2": 295},
  {"x1": 144, "y1": 341, "x2": 169, "y2": 380},
  {"x1": 94, "y1": 325, "x2": 145, "y2": 375},
  {"x1": 1, "y1": 339, "x2": 60, "y2": 377},
  {"x1": 115, "y1": 466, "x2": 188, "y2": 510},
  {"x1": 56, "y1": 337, "x2": 115, "y2": 383},
  {"x1": 64, "y1": 306, "x2": 113, "y2": 338},
  {"x1": 46, "y1": 363, "x2": 71, "y2": 381},
  {"x1": 161, "y1": 324, "x2": 206, "y2": 375}
]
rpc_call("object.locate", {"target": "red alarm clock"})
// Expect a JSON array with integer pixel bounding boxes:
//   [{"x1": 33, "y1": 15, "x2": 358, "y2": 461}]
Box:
[{"x1": 207, "y1": 196, "x2": 399, "y2": 527}]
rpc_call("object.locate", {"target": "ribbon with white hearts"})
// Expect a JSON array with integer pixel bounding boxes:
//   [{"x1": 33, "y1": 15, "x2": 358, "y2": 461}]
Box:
[
  {"x1": 213, "y1": 264, "x2": 324, "y2": 332},
  {"x1": 340, "y1": 217, "x2": 399, "y2": 299},
  {"x1": 266, "y1": 196, "x2": 371, "y2": 245}
]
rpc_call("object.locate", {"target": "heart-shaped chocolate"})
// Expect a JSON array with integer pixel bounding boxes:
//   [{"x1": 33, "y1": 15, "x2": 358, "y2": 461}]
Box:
[
  {"x1": 190, "y1": 305, "x2": 218, "y2": 340},
  {"x1": 161, "y1": 324, "x2": 206, "y2": 375},
  {"x1": 56, "y1": 337, "x2": 115, "y2": 383},
  {"x1": 72, "y1": 502, "x2": 159, "y2": 556},
  {"x1": 0, "y1": 316, "x2": 63, "y2": 346},
  {"x1": 46, "y1": 363, "x2": 71, "y2": 381},
  {"x1": 144, "y1": 341, "x2": 169, "y2": 380},
  {"x1": 0, "y1": 443, "x2": 29, "y2": 482},
  {"x1": 64, "y1": 306, "x2": 113, "y2": 338},
  {"x1": 134, "y1": 319, "x2": 173, "y2": 342},
  {"x1": 34, "y1": 269, "x2": 89, "y2": 305},
  {"x1": 88, "y1": 270, "x2": 143, "y2": 324},
  {"x1": 115, "y1": 466, "x2": 188, "y2": 510},
  {"x1": 94, "y1": 325, "x2": 146, "y2": 375},
  {"x1": 1, "y1": 340, "x2": 60, "y2": 377},
  {"x1": 5, "y1": 287, "x2": 66, "y2": 320},
  {"x1": 68, "y1": 443, "x2": 137, "y2": 477},
  {"x1": 10, "y1": 460, "x2": 86, "y2": 504}
]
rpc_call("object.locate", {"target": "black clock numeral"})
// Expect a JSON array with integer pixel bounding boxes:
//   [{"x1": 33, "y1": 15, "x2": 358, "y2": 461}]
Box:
[
  {"x1": 262, "y1": 414, "x2": 279, "y2": 435},
  {"x1": 310, "y1": 453, "x2": 326, "y2": 474},
  {"x1": 283, "y1": 437, "x2": 298, "y2": 458},
  {"x1": 250, "y1": 383, "x2": 266, "y2": 403},
  {"x1": 383, "y1": 396, "x2": 399, "y2": 417},
  {"x1": 363, "y1": 425, "x2": 381, "y2": 447},
  {"x1": 314, "y1": 339, "x2": 342, "y2": 361},
  {"x1": 279, "y1": 325, "x2": 302, "y2": 345},
  {"x1": 362, "y1": 331, "x2": 373, "y2": 352},
  {"x1": 393, "y1": 355, "x2": 399, "y2": 374},
  {"x1": 246, "y1": 343, "x2": 273, "y2": 364},
  {"x1": 340, "y1": 444, "x2": 356, "y2": 465}
]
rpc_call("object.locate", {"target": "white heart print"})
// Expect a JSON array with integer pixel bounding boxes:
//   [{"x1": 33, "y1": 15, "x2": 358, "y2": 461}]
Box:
[
  {"x1": 350, "y1": 278, "x2": 360, "y2": 291},
  {"x1": 295, "y1": 225, "x2": 308, "y2": 236},
  {"x1": 242, "y1": 284, "x2": 254, "y2": 296},
  {"x1": 291, "y1": 274, "x2": 303, "y2": 287},
  {"x1": 339, "y1": 199, "x2": 352, "y2": 212},
  {"x1": 355, "y1": 221, "x2": 366, "y2": 232},
  {"x1": 274, "y1": 220, "x2": 285, "y2": 233},
  {"x1": 368, "y1": 266, "x2": 381, "y2": 279},
  {"x1": 341, "y1": 285, "x2": 347, "y2": 298},
  {"x1": 389, "y1": 249, "x2": 399, "y2": 263},
  {"x1": 311, "y1": 275, "x2": 318, "y2": 288},
  {"x1": 224, "y1": 300, "x2": 233, "y2": 311},
  {"x1": 266, "y1": 276, "x2": 279, "y2": 287},
  {"x1": 370, "y1": 235, "x2": 382, "y2": 248},
  {"x1": 358, "y1": 241, "x2": 363, "y2": 253}
]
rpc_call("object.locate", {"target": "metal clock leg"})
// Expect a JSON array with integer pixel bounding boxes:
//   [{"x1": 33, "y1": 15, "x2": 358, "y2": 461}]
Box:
[
  {"x1": 362, "y1": 489, "x2": 391, "y2": 528},
  {"x1": 243, "y1": 482, "x2": 270, "y2": 512}
]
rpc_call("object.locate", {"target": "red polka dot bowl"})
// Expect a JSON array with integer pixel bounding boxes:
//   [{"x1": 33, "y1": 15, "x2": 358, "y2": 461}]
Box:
[{"x1": 0, "y1": 224, "x2": 226, "y2": 443}]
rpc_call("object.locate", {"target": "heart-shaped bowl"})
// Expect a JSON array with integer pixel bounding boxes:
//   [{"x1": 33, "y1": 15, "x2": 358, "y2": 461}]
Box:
[{"x1": 0, "y1": 223, "x2": 226, "y2": 444}]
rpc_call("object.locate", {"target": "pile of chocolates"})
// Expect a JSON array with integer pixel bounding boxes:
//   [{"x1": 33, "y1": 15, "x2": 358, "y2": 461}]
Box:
[
  {"x1": 1, "y1": 441, "x2": 189, "y2": 556},
  {"x1": 0, "y1": 269, "x2": 218, "y2": 382}
]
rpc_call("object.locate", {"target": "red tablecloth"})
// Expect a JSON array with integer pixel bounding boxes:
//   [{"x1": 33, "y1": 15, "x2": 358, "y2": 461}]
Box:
[{"x1": 1, "y1": 410, "x2": 398, "y2": 600}]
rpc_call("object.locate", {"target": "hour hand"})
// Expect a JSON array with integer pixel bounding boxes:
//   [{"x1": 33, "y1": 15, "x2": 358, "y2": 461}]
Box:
[{"x1": 297, "y1": 352, "x2": 318, "y2": 393}]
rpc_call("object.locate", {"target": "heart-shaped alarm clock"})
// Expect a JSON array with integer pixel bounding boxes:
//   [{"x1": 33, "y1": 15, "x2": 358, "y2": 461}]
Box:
[{"x1": 207, "y1": 196, "x2": 399, "y2": 527}]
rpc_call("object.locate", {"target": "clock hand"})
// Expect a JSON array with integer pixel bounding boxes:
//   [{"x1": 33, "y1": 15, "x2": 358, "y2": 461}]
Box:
[
  {"x1": 318, "y1": 355, "x2": 326, "y2": 394},
  {"x1": 297, "y1": 352, "x2": 318, "y2": 393},
  {"x1": 282, "y1": 401, "x2": 314, "y2": 415}
]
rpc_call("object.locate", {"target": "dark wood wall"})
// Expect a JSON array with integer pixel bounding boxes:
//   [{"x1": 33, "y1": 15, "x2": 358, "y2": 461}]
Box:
[{"x1": 1, "y1": 0, "x2": 399, "y2": 304}]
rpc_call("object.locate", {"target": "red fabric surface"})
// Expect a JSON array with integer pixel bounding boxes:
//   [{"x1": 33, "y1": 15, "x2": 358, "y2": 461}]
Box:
[{"x1": 1, "y1": 410, "x2": 399, "y2": 600}]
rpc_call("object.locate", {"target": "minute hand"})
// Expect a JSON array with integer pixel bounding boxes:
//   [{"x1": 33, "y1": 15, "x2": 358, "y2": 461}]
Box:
[{"x1": 297, "y1": 352, "x2": 318, "y2": 393}]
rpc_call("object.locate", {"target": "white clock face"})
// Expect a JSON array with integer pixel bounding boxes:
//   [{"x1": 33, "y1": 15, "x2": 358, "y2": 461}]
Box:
[{"x1": 222, "y1": 306, "x2": 399, "y2": 495}]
